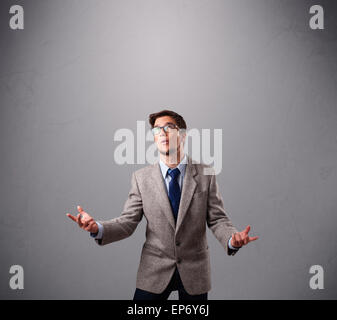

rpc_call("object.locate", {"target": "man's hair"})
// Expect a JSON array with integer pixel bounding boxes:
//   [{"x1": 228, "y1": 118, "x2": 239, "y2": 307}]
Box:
[{"x1": 148, "y1": 109, "x2": 187, "y2": 129}]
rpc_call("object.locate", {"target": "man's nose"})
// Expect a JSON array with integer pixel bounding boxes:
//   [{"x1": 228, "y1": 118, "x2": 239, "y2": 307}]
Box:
[{"x1": 159, "y1": 128, "x2": 167, "y2": 136}]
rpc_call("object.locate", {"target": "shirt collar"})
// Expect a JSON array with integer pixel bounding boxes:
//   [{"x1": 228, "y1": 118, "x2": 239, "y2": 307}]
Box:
[{"x1": 159, "y1": 154, "x2": 187, "y2": 179}]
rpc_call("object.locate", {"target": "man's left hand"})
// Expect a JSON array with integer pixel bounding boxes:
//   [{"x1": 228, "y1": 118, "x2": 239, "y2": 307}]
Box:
[{"x1": 231, "y1": 225, "x2": 259, "y2": 248}]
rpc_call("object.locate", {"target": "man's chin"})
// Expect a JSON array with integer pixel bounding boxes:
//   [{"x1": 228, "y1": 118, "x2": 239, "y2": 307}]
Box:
[
  {"x1": 159, "y1": 148, "x2": 177, "y2": 156},
  {"x1": 159, "y1": 149, "x2": 170, "y2": 156}
]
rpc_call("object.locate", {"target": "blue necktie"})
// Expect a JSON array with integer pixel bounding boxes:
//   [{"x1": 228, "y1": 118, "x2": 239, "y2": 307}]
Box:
[{"x1": 167, "y1": 168, "x2": 181, "y2": 222}]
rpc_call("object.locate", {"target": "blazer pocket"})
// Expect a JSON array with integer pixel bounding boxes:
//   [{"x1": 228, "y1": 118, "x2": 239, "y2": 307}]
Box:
[
  {"x1": 195, "y1": 245, "x2": 209, "y2": 254},
  {"x1": 143, "y1": 243, "x2": 164, "y2": 257},
  {"x1": 188, "y1": 246, "x2": 209, "y2": 260}
]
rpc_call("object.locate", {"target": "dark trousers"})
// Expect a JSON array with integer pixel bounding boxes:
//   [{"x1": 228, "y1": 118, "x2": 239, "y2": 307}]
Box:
[{"x1": 133, "y1": 267, "x2": 208, "y2": 300}]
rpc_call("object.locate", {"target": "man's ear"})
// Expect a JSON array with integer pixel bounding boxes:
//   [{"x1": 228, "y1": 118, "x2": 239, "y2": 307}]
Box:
[
  {"x1": 179, "y1": 128, "x2": 186, "y2": 136},
  {"x1": 179, "y1": 130, "x2": 187, "y2": 144}
]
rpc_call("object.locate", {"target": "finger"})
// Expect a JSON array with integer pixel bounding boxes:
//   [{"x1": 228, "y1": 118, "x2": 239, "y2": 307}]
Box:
[
  {"x1": 234, "y1": 233, "x2": 240, "y2": 247},
  {"x1": 82, "y1": 218, "x2": 92, "y2": 229},
  {"x1": 85, "y1": 221, "x2": 95, "y2": 232},
  {"x1": 243, "y1": 225, "x2": 250, "y2": 235},
  {"x1": 243, "y1": 235, "x2": 249, "y2": 245},
  {"x1": 84, "y1": 221, "x2": 93, "y2": 231},
  {"x1": 236, "y1": 233, "x2": 243, "y2": 246},
  {"x1": 77, "y1": 213, "x2": 83, "y2": 227},
  {"x1": 248, "y1": 236, "x2": 259, "y2": 242},
  {"x1": 66, "y1": 213, "x2": 77, "y2": 222},
  {"x1": 77, "y1": 205, "x2": 84, "y2": 213},
  {"x1": 231, "y1": 233, "x2": 237, "y2": 247},
  {"x1": 233, "y1": 233, "x2": 242, "y2": 247}
]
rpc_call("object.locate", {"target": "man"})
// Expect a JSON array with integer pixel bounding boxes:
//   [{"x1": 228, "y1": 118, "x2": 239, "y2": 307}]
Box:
[{"x1": 66, "y1": 110, "x2": 259, "y2": 300}]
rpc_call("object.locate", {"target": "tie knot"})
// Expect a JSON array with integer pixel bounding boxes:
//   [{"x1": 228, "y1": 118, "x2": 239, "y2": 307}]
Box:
[{"x1": 168, "y1": 168, "x2": 180, "y2": 180}]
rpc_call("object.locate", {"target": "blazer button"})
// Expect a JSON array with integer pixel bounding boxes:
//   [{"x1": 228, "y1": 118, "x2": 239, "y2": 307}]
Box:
[
  {"x1": 177, "y1": 258, "x2": 182, "y2": 264},
  {"x1": 176, "y1": 241, "x2": 180, "y2": 246}
]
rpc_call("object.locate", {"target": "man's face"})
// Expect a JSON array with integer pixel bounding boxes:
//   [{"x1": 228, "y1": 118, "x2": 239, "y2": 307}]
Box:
[{"x1": 153, "y1": 116, "x2": 185, "y2": 157}]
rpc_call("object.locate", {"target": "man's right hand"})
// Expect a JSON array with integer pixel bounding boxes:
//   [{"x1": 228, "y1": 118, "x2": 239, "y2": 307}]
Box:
[{"x1": 66, "y1": 205, "x2": 99, "y2": 234}]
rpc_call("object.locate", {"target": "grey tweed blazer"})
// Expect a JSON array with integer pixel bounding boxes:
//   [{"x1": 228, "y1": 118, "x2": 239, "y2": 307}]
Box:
[{"x1": 95, "y1": 155, "x2": 239, "y2": 295}]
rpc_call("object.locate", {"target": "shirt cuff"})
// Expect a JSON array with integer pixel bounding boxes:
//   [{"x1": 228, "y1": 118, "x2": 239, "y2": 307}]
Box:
[
  {"x1": 228, "y1": 236, "x2": 241, "y2": 250},
  {"x1": 90, "y1": 222, "x2": 103, "y2": 239}
]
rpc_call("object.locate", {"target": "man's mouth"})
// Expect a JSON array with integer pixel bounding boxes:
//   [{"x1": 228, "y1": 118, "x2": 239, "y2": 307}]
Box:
[{"x1": 161, "y1": 140, "x2": 169, "y2": 145}]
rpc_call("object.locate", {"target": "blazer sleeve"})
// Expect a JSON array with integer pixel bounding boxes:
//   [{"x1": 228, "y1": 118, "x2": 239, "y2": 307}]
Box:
[
  {"x1": 94, "y1": 171, "x2": 144, "y2": 246},
  {"x1": 206, "y1": 169, "x2": 239, "y2": 256}
]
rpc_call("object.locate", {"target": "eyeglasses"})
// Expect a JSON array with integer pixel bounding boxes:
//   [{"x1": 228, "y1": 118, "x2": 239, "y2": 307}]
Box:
[{"x1": 151, "y1": 123, "x2": 180, "y2": 136}]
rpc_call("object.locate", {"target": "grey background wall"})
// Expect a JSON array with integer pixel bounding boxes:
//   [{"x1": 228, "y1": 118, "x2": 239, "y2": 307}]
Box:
[{"x1": 0, "y1": 0, "x2": 336, "y2": 299}]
